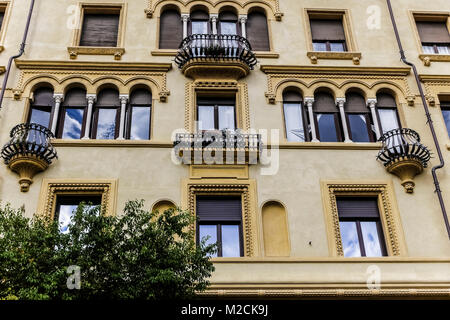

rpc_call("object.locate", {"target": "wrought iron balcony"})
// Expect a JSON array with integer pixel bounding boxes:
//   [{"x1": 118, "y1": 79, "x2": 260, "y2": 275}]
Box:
[
  {"x1": 377, "y1": 128, "x2": 431, "y2": 193},
  {"x1": 1, "y1": 123, "x2": 57, "y2": 192},
  {"x1": 174, "y1": 34, "x2": 257, "y2": 79},
  {"x1": 173, "y1": 130, "x2": 262, "y2": 164}
]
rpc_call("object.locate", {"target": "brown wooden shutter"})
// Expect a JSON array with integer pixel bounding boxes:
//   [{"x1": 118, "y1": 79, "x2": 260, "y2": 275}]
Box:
[
  {"x1": 96, "y1": 88, "x2": 120, "y2": 107},
  {"x1": 336, "y1": 198, "x2": 380, "y2": 218},
  {"x1": 196, "y1": 196, "x2": 242, "y2": 221},
  {"x1": 246, "y1": 11, "x2": 270, "y2": 51},
  {"x1": 313, "y1": 92, "x2": 337, "y2": 112},
  {"x1": 80, "y1": 13, "x2": 120, "y2": 47},
  {"x1": 310, "y1": 19, "x2": 346, "y2": 41},
  {"x1": 376, "y1": 93, "x2": 397, "y2": 108},
  {"x1": 62, "y1": 88, "x2": 87, "y2": 107},
  {"x1": 345, "y1": 93, "x2": 368, "y2": 113},
  {"x1": 416, "y1": 21, "x2": 450, "y2": 43},
  {"x1": 159, "y1": 10, "x2": 182, "y2": 49},
  {"x1": 33, "y1": 87, "x2": 54, "y2": 106}
]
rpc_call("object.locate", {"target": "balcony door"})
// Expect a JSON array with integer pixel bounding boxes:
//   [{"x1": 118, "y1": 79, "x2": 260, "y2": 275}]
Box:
[{"x1": 197, "y1": 96, "x2": 236, "y2": 131}]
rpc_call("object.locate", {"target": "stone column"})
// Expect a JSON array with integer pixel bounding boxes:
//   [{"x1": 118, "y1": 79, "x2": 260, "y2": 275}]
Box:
[
  {"x1": 50, "y1": 94, "x2": 64, "y2": 135},
  {"x1": 239, "y1": 15, "x2": 247, "y2": 38},
  {"x1": 367, "y1": 98, "x2": 381, "y2": 140},
  {"x1": 336, "y1": 98, "x2": 352, "y2": 143},
  {"x1": 181, "y1": 14, "x2": 189, "y2": 39},
  {"x1": 210, "y1": 14, "x2": 218, "y2": 35},
  {"x1": 117, "y1": 95, "x2": 128, "y2": 140},
  {"x1": 82, "y1": 94, "x2": 96, "y2": 140},
  {"x1": 304, "y1": 97, "x2": 319, "y2": 142}
]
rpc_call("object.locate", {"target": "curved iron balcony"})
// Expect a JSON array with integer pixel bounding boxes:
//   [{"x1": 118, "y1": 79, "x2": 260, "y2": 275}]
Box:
[
  {"x1": 174, "y1": 34, "x2": 257, "y2": 70},
  {"x1": 376, "y1": 128, "x2": 431, "y2": 193},
  {"x1": 173, "y1": 129, "x2": 262, "y2": 164},
  {"x1": 1, "y1": 123, "x2": 57, "y2": 192}
]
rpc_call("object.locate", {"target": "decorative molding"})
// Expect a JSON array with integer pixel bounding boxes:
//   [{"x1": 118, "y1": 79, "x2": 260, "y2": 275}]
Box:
[
  {"x1": 13, "y1": 60, "x2": 172, "y2": 102},
  {"x1": 181, "y1": 60, "x2": 250, "y2": 81},
  {"x1": 145, "y1": 0, "x2": 283, "y2": 21},
  {"x1": 67, "y1": 46, "x2": 125, "y2": 60},
  {"x1": 307, "y1": 51, "x2": 361, "y2": 65},
  {"x1": 260, "y1": 65, "x2": 412, "y2": 105},
  {"x1": 420, "y1": 75, "x2": 450, "y2": 108},
  {"x1": 37, "y1": 179, "x2": 118, "y2": 219},
  {"x1": 183, "y1": 179, "x2": 258, "y2": 257},
  {"x1": 321, "y1": 181, "x2": 406, "y2": 257}
]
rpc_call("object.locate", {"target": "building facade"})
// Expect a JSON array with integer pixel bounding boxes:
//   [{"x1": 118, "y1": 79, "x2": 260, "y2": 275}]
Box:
[{"x1": 0, "y1": 0, "x2": 450, "y2": 298}]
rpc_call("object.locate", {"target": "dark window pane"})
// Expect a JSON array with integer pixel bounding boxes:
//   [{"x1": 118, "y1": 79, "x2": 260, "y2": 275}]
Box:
[
  {"x1": 199, "y1": 224, "x2": 218, "y2": 258},
  {"x1": 316, "y1": 113, "x2": 338, "y2": 142},
  {"x1": 339, "y1": 221, "x2": 362, "y2": 257},
  {"x1": 218, "y1": 106, "x2": 235, "y2": 130},
  {"x1": 221, "y1": 224, "x2": 240, "y2": 257},
  {"x1": 360, "y1": 222, "x2": 383, "y2": 257},
  {"x1": 55, "y1": 196, "x2": 101, "y2": 233},
  {"x1": 30, "y1": 108, "x2": 51, "y2": 128},
  {"x1": 284, "y1": 102, "x2": 305, "y2": 142},
  {"x1": 62, "y1": 108, "x2": 84, "y2": 139},
  {"x1": 442, "y1": 109, "x2": 450, "y2": 137},
  {"x1": 96, "y1": 108, "x2": 117, "y2": 139},
  {"x1": 348, "y1": 114, "x2": 370, "y2": 142},
  {"x1": 378, "y1": 108, "x2": 399, "y2": 134},
  {"x1": 130, "y1": 106, "x2": 150, "y2": 140},
  {"x1": 198, "y1": 106, "x2": 215, "y2": 130}
]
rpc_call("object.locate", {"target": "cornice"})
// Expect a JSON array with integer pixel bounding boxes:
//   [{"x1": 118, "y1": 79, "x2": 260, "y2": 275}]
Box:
[
  {"x1": 260, "y1": 65, "x2": 411, "y2": 76},
  {"x1": 419, "y1": 74, "x2": 450, "y2": 82},
  {"x1": 14, "y1": 60, "x2": 173, "y2": 73}
]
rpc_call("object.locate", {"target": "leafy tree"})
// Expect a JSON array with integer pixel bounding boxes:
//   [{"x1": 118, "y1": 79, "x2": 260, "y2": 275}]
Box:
[{"x1": 0, "y1": 200, "x2": 216, "y2": 300}]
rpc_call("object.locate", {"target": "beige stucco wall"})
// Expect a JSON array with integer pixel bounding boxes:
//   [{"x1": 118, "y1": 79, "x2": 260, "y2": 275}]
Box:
[{"x1": 0, "y1": 0, "x2": 449, "y2": 297}]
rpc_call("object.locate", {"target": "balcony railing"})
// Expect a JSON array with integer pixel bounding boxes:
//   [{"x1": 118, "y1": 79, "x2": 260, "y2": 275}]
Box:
[
  {"x1": 173, "y1": 130, "x2": 262, "y2": 164},
  {"x1": 376, "y1": 128, "x2": 431, "y2": 168},
  {"x1": 174, "y1": 34, "x2": 257, "y2": 70}
]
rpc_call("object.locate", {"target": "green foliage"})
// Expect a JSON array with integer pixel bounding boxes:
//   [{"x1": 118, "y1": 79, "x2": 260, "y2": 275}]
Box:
[{"x1": 0, "y1": 200, "x2": 216, "y2": 300}]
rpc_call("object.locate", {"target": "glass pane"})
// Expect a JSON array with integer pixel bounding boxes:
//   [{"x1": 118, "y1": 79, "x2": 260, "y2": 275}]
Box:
[
  {"x1": 199, "y1": 224, "x2": 218, "y2": 258},
  {"x1": 378, "y1": 109, "x2": 399, "y2": 134},
  {"x1": 437, "y1": 45, "x2": 450, "y2": 54},
  {"x1": 339, "y1": 221, "x2": 362, "y2": 257},
  {"x1": 62, "y1": 108, "x2": 84, "y2": 139},
  {"x1": 96, "y1": 108, "x2": 117, "y2": 139},
  {"x1": 422, "y1": 45, "x2": 435, "y2": 54},
  {"x1": 330, "y1": 42, "x2": 345, "y2": 52},
  {"x1": 442, "y1": 109, "x2": 450, "y2": 137},
  {"x1": 30, "y1": 108, "x2": 51, "y2": 128},
  {"x1": 192, "y1": 21, "x2": 208, "y2": 34},
  {"x1": 348, "y1": 114, "x2": 371, "y2": 142},
  {"x1": 56, "y1": 202, "x2": 99, "y2": 234},
  {"x1": 313, "y1": 42, "x2": 327, "y2": 51},
  {"x1": 221, "y1": 225, "x2": 241, "y2": 257},
  {"x1": 360, "y1": 222, "x2": 384, "y2": 257},
  {"x1": 198, "y1": 106, "x2": 215, "y2": 130},
  {"x1": 130, "y1": 106, "x2": 150, "y2": 140},
  {"x1": 220, "y1": 22, "x2": 237, "y2": 35},
  {"x1": 284, "y1": 103, "x2": 305, "y2": 142},
  {"x1": 218, "y1": 106, "x2": 235, "y2": 130},
  {"x1": 316, "y1": 113, "x2": 338, "y2": 142}
]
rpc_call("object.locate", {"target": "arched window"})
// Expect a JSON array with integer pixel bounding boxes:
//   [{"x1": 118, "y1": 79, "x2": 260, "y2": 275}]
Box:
[
  {"x1": 159, "y1": 9, "x2": 182, "y2": 49},
  {"x1": 246, "y1": 11, "x2": 270, "y2": 51},
  {"x1": 345, "y1": 92, "x2": 375, "y2": 142},
  {"x1": 376, "y1": 92, "x2": 400, "y2": 134},
  {"x1": 127, "y1": 88, "x2": 152, "y2": 140},
  {"x1": 92, "y1": 88, "x2": 120, "y2": 140},
  {"x1": 283, "y1": 89, "x2": 307, "y2": 142},
  {"x1": 313, "y1": 91, "x2": 342, "y2": 142},
  {"x1": 58, "y1": 88, "x2": 87, "y2": 139},
  {"x1": 29, "y1": 87, "x2": 54, "y2": 129},
  {"x1": 218, "y1": 11, "x2": 239, "y2": 36},
  {"x1": 189, "y1": 10, "x2": 209, "y2": 35}
]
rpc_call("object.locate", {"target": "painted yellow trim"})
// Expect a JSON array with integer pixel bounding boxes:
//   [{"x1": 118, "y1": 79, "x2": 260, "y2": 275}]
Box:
[{"x1": 50, "y1": 139, "x2": 173, "y2": 148}]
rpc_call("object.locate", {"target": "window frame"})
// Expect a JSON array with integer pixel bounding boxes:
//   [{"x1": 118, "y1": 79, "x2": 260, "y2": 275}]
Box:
[
  {"x1": 27, "y1": 88, "x2": 55, "y2": 130},
  {"x1": 313, "y1": 111, "x2": 343, "y2": 143},
  {"x1": 197, "y1": 221, "x2": 244, "y2": 257},
  {"x1": 91, "y1": 105, "x2": 121, "y2": 140},
  {"x1": 282, "y1": 98, "x2": 310, "y2": 142},
  {"x1": 0, "y1": 1, "x2": 11, "y2": 52},
  {"x1": 440, "y1": 102, "x2": 450, "y2": 138},
  {"x1": 56, "y1": 104, "x2": 88, "y2": 140},
  {"x1": 196, "y1": 96, "x2": 237, "y2": 131},
  {"x1": 345, "y1": 112, "x2": 376, "y2": 143},
  {"x1": 126, "y1": 101, "x2": 152, "y2": 141}
]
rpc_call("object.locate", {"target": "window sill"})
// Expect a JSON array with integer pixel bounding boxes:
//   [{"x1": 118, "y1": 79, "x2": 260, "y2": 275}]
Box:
[
  {"x1": 151, "y1": 49, "x2": 177, "y2": 56},
  {"x1": 67, "y1": 46, "x2": 125, "y2": 60},
  {"x1": 266, "y1": 141, "x2": 381, "y2": 150},
  {"x1": 307, "y1": 51, "x2": 361, "y2": 65},
  {"x1": 51, "y1": 139, "x2": 172, "y2": 148},
  {"x1": 419, "y1": 53, "x2": 450, "y2": 66},
  {"x1": 254, "y1": 51, "x2": 279, "y2": 59}
]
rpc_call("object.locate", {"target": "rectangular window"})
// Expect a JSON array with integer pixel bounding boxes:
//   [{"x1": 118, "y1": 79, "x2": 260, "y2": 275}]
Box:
[
  {"x1": 337, "y1": 197, "x2": 387, "y2": 257},
  {"x1": 93, "y1": 108, "x2": 119, "y2": 139},
  {"x1": 347, "y1": 113, "x2": 373, "y2": 143},
  {"x1": 441, "y1": 102, "x2": 450, "y2": 137},
  {"x1": 310, "y1": 18, "x2": 347, "y2": 52},
  {"x1": 60, "y1": 108, "x2": 85, "y2": 139},
  {"x1": 416, "y1": 20, "x2": 450, "y2": 54},
  {"x1": 284, "y1": 102, "x2": 306, "y2": 142},
  {"x1": 55, "y1": 195, "x2": 102, "y2": 233},
  {"x1": 197, "y1": 96, "x2": 236, "y2": 131},
  {"x1": 80, "y1": 12, "x2": 120, "y2": 47},
  {"x1": 315, "y1": 113, "x2": 341, "y2": 142},
  {"x1": 196, "y1": 196, "x2": 243, "y2": 257}
]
